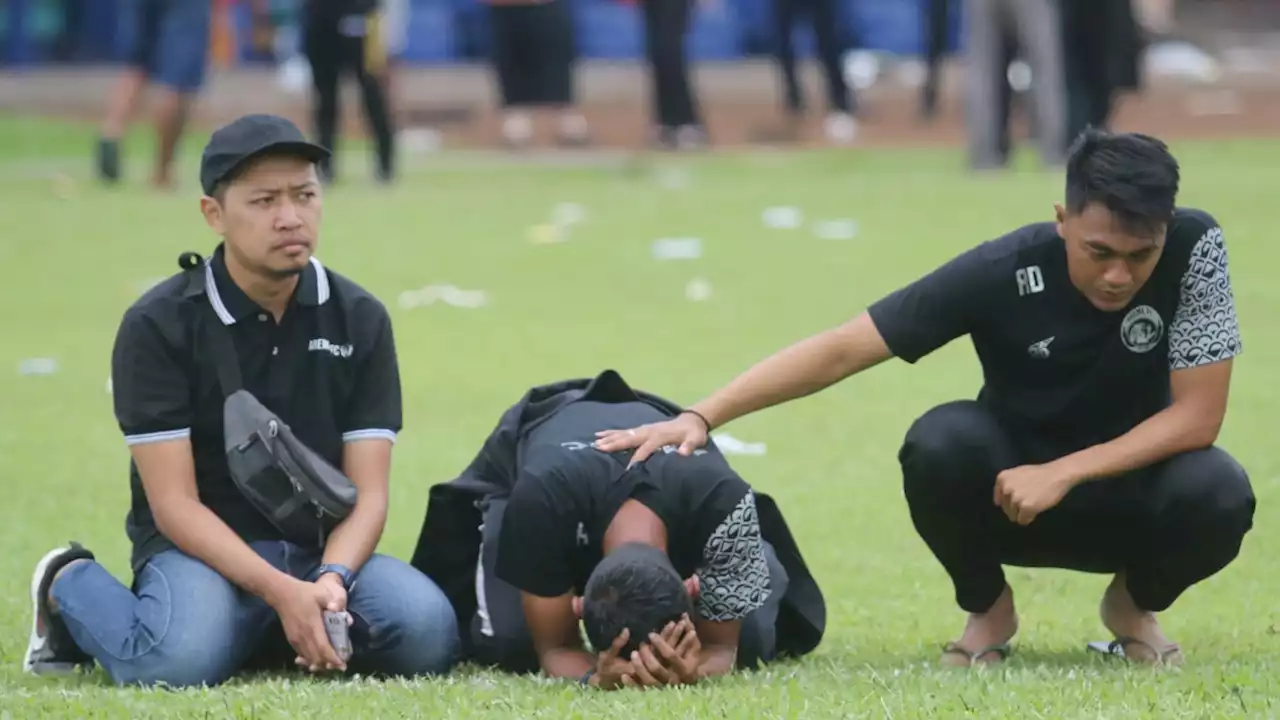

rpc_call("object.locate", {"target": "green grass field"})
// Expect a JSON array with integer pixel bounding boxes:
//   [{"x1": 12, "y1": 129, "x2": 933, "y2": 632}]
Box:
[{"x1": 0, "y1": 117, "x2": 1276, "y2": 718}]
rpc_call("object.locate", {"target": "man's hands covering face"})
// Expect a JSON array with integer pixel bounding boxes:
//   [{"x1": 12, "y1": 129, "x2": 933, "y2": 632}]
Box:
[{"x1": 620, "y1": 614, "x2": 702, "y2": 688}]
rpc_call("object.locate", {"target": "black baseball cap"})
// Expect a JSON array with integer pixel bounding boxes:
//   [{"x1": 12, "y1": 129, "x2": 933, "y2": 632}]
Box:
[{"x1": 199, "y1": 114, "x2": 330, "y2": 196}]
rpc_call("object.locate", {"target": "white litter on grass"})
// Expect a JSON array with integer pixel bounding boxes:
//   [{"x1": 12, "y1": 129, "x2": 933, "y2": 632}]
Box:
[
  {"x1": 655, "y1": 166, "x2": 690, "y2": 189},
  {"x1": 106, "y1": 377, "x2": 113, "y2": 394},
  {"x1": 651, "y1": 237, "x2": 703, "y2": 261},
  {"x1": 811, "y1": 219, "x2": 859, "y2": 240},
  {"x1": 762, "y1": 206, "x2": 803, "y2": 229},
  {"x1": 685, "y1": 277, "x2": 713, "y2": 302},
  {"x1": 397, "y1": 285, "x2": 489, "y2": 309},
  {"x1": 712, "y1": 433, "x2": 767, "y2": 456},
  {"x1": 399, "y1": 127, "x2": 442, "y2": 154},
  {"x1": 18, "y1": 358, "x2": 58, "y2": 376},
  {"x1": 528, "y1": 223, "x2": 566, "y2": 245},
  {"x1": 552, "y1": 202, "x2": 586, "y2": 227}
]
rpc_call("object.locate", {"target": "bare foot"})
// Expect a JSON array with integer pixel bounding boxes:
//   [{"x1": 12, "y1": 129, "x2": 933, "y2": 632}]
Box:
[
  {"x1": 1099, "y1": 573, "x2": 1183, "y2": 666},
  {"x1": 940, "y1": 584, "x2": 1019, "y2": 667}
]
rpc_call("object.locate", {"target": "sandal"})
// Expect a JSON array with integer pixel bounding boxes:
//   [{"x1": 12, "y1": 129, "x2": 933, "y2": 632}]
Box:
[
  {"x1": 940, "y1": 641, "x2": 1013, "y2": 667},
  {"x1": 1087, "y1": 637, "x2": 1183, "y2": 666}
]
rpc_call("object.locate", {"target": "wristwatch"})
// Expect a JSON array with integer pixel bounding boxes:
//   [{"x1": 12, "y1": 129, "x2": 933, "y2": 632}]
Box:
[{"x1": 316, "y1": 563, "x2": 356, "y2": 590}]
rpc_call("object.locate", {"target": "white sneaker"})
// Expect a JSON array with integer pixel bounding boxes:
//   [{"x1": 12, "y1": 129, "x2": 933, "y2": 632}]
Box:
[
  {"x1": 824, "y1": 112, "x2": 858, "y2": 145},
  {"x1": 501, "y1": 112, "x2": 533, "y2": 148},
  {"x1": 23, "y1": 543, "x2": 95, "y2": 675}
]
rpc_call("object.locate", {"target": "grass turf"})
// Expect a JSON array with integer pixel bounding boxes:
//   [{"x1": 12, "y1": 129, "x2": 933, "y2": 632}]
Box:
[{"x1": 0, "y1": 117, "x2": 1276, "y2": 718}]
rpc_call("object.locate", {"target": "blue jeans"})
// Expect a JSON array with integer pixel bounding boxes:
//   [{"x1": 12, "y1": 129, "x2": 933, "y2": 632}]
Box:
[{"x1": 51, "y1": 541, "x2": 460, "y2": 688}]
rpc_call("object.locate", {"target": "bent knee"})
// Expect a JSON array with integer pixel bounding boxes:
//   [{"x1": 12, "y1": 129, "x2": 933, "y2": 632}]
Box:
[
  {"x1": 108, "y1": 640, "x2": 241, "y2": 689},
  {"x1": 353, "y1": 558, "x2": 461, "y2": 676},
  {"x1": 900, "y1": 401, "x2": 1002, "y2": 464},
  {"x1": 1164, "y1": 447, "x2": 1256, "y2": 528}
]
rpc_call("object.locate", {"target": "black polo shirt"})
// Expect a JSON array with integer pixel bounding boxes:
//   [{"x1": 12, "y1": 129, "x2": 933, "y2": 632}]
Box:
[
  {"x1": 110, "y1": 244, "x2": 402, "y2": 573},
  {"x1": 494, "y1": 399, "x2": 773, "y2": 623},
  {"x1": 867, "y1": 207, "x2": 1242, "y2": 453}
]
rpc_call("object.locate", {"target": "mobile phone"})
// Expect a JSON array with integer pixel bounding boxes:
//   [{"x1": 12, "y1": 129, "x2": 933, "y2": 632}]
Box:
[{"x1": 323, "y1": 610, "x2": 353, "y2": 662}]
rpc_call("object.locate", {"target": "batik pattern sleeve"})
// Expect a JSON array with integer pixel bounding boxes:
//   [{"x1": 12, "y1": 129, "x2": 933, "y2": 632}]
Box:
[
  {"x1": 866, "y1": 240, "x2": 1008, "y2": 363},
  {"x1": 695, "y1": 492, "x2": 772, "y2": 622},
  {"x1": 1169, "y1": 221, "x2": 1243, "y2": 370}
]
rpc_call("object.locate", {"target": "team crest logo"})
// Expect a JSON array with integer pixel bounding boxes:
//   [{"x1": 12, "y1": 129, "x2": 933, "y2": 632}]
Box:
[{"x1": 1120, "y1": 305, "x2": 1163, "y2": 353}]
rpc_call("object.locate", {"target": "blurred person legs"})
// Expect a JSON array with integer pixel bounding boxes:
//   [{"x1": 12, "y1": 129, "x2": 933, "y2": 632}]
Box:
[
  {"x1": 920, "y1": 0, "x2": 950, "y2": 121},
  {"x1": 486, "y1": 0, "x2": 587, "y2": 149},
  {"x1": 962, "y1": 0, "x2": 1065, "y2": 170},
  {"x1": 97, "y1": 0, "x2": 212, "y2": 189},
  {"x1": 772, "y1": 0, "x2": 856, "y2": 144},
  {"x1": 1060, "y1": 0, "x2": 1142, "y2": 150},
  {"x1": 381, "y1": 0, "x2": 410, "y2": 116},
  {"x1": 302, "y1": 0, "x2": 396, "y2": 184},
  {"x1": 641, "y1": 0, "x2": 705, "y2": 149}
]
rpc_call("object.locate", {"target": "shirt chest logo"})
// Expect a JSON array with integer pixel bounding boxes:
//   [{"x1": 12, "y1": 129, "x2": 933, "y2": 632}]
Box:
[
  {"x1": 307, "y1": 338, "x2": 354, "y2": 358},
  {"x1": 1120, "y1": 305, "x2": 1163, "y2": 354},
  {"x1": 1027, "y1": 336, "x2": 1055, "y2": 359}
]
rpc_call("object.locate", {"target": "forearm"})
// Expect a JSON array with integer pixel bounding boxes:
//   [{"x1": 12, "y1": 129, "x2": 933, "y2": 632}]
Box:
[
  {"x1": 156, "y1": 498, "x2": 292, "y2": 603},
  {"x1": 321, "y1": 493, "x2": 387, "y2": 573},
  {"x1": 539, "y1": 647, "x2": 597, "y2": 683},
  {"x1": 695, "y1": 645, "x2": 737, "y2": 680},
  {"x1": 693, "y1": 314, "x2": 890, "y2": 429},
  {"x1": 1055, "y1": 403, "x2": 1219, "y2": 486}
]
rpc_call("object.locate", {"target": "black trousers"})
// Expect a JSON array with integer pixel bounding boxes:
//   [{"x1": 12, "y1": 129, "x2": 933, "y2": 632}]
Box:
[
  {"x1": 467, "y1": 497, "x2": 788, "y2": 673},
  {"x1": 489, "y1": 1, "x2": 576, "y2": 108},
  {"x1": 1060, "y1": 0, "x2": 1116, "y2": 147},
  {"x1": 641, "y1": 0, "x2": 701, "y2": 129},
  {"x1": 900, "y1": 400, "x2": 1256, "y2": 614},
  {"x1": 302, "y1": 5, "x2": 394, "y2": 181},
  {"x1": 772, "y1": 0, "x2": 851, "y2": 114}
]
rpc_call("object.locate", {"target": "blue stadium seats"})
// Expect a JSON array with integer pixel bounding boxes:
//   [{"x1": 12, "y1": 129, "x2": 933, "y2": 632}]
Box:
[
  {"x1": 400, "y1": 0, "x2": 455, "y2": 62},
  {"x1": 687, "y1": 2, "x2": 741, "y2": 60},
  {"x1": 574, "y1": 0, "x2": 644, "y2": 59}
]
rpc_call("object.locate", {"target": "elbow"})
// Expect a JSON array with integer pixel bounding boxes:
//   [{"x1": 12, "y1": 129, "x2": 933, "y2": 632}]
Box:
[{"x1": 1181, "y1": 408, "x2": 1223, "y2": 450}]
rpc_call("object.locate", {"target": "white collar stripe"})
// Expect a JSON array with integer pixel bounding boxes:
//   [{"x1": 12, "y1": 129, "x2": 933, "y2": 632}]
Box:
[
  {"x1": 310, "y1": 256, "x2": 330, "y2": 305},
  {"x1": 204, "y1": 259, "x2": 237, "y2": 325}
]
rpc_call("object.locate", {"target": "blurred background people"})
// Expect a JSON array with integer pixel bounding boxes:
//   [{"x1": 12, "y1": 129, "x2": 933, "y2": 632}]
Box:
[
  {"x1": 96, "y1": 0, "x2": 213, "y2": 190},
  {"x1": 1060, "y1": 0, "x2": 1143, "y2": 147},
  {"x1": 484, "y1": 0, "x2": 589, "y2": 149},
  {"x1": 962, "y1": 0, "x2": 1066, "y2": 170},
  {"x1": 301, "y1": 0, "x2": 396, "y2": 183},
  {"x1": 770, "y1": 0, "x2": 857, "y2": 143},
  {"x1": 639, "y1": 0, "x2": 706, "y2": 150}
]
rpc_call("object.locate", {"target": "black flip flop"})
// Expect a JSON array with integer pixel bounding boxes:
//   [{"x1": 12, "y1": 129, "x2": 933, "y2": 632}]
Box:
[
  {"x1": 941, "y1": 641, "x2": 1013, "y2": 666},
  {"x1": 1087, "y1": 637, "x2": 1183, "y2": 665}
]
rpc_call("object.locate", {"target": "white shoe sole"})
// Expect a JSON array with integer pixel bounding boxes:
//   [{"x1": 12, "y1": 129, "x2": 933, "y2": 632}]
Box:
[{"x1": 23, "y1": 547, "x2": 77, "y2": 675}]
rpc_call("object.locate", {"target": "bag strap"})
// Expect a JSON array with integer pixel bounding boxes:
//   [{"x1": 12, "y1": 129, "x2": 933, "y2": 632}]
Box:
[{"x1": 179, "y1": 251, "x2": 243, "y2": 397}]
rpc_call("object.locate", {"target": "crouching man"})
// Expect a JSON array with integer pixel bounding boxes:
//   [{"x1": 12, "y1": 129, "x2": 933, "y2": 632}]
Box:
[
  {"x1": 24, "y1": 114, "x2": 459, "y2": 687},
  {"x1": 411, "y1": 370, "x2": 826, "y2": 688}
]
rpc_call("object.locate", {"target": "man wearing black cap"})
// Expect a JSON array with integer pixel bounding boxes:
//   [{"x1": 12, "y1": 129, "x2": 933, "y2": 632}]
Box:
[
  {"x1": 410, "y1": 370, "x2": 825, "y2": 689},
  {"x1": 23, "y1": 114, "x2": 459, "y2": 688}
]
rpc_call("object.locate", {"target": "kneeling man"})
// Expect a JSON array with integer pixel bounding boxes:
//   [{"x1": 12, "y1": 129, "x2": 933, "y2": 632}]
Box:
[
  {"x1": 411, "y1": 370, "x2": 825, "y2": 688},
  {"x1": 595, "y1": 129, "x2": 1256, "y2": 667}
]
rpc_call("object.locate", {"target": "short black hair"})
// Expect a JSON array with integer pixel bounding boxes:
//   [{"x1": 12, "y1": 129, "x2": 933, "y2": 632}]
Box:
[
  {"x1": 1064, "y1": 128, "x2": 1180, "y2": 237},
  {"x1": 581, "y1": 543, "x2": 692, "y2": 657}
]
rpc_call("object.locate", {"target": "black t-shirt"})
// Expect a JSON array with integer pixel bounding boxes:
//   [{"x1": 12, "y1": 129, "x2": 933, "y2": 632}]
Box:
[
  {"x1": 494, "y1": 400, "x2": 773, "y2": 622},
  {"x1": 111, "y1": 247, "x2": 401, "y2": 572},
  {"x1": 867, "y1": 207, "x2": 1242, "y2": 450}
]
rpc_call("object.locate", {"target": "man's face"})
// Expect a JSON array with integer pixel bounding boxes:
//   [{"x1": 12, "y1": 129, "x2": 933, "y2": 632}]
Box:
[
  {"x1": 201, "y1": 155, "x2": 322, "y2": 278},
  {"x1": 1056, "y1": 201, "x2": 1165, "y2": 312}
]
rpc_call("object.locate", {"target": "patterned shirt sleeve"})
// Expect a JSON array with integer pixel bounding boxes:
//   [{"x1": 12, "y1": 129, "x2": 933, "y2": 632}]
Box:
[
  {"x1": 1168, "y1": 224, "x2": 1243, "y2": 370},
  {"x1": 695, "y1": 491, "x2": 772, "y2": 622}
]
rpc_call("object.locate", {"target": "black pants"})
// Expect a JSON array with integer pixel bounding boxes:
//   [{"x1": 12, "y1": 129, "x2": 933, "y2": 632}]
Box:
[
  {"x1": 772, "y1": 0, "x2": 851, "y2": 114},
  {"x1": 302, "y1": 6, "x2": 394, "y2": 181},
  {"x1": 900, "y1": 400, "x2": 1256, "y2": 614},
  {"x1": 489, "y1": 1, "x2": 576, "y2": 108},
  {"x1": 468, "y1": 497, "x2": 788, "y2": 673},
  {"x1": 1060, "y1": 0, "x2": 1116, "y2": 147},
  {"x1": 641, "y1": 0, "x2": 701, "y2": 129}
]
